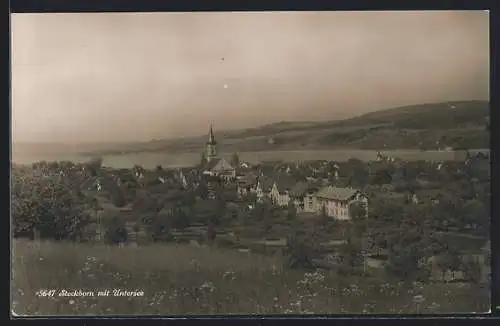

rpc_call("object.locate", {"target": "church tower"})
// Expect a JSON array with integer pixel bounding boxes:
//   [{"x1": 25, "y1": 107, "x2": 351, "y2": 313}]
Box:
[{"x1": 206, "y1": 124, "x2": 217, "y2": 162}]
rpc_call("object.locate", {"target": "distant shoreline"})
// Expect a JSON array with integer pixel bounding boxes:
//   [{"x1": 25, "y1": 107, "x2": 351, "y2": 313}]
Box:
[
  {"x1": 12, "y1": 146, "x2": 485, "y2": 158},
  {"x1": 81, "y1": 147, "x2": 491, "y2": 157},
  {"x1": 12, "y1": 148, "x2": 490, "y2": 169}
]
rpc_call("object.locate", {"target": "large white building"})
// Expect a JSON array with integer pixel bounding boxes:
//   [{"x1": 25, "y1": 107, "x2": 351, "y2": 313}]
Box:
[
  {"x1": 312, "y1": 186, "x2": 368, "y2": 220},
  {"x1": 298, "y1": 185, "x2": 368, "y2": 220},
  {"x1": 268, "y1": 175, "x2": 369, "y2": 220}
]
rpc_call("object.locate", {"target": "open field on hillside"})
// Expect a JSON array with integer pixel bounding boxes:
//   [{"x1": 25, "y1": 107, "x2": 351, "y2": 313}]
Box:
[{"x1": 12, "y1": 239, "x2": 489, "y2": 315}]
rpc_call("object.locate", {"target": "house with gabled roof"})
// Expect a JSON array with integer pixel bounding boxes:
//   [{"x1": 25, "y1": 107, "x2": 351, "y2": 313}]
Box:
[
  {"x1": 255, "y1": 165, "x2": 275, "y2": 178},
  {"x1": 289, "y1": 181, "x2": 313, "y2": 213},
  {"x1": 235, "y1": 166, "x2": 254, "y2": 176},
  {"x1": 255, "y1": 176, "x2": 274, "y2": 201},
  {"x1": 80, "y1": 175, "x2": 120, "y2": 195},
  {"x1": 270, "y1": 174, "x2": 300, "y2": 207},
  {"x1": 303, "y1": 182, "x2": 327, "y2": 213},
  {"x1": 138, "y1": 171, "x2": 166, "y2": 187},
  {"x1": 236, "y1": 173, "x2": 258, "y2": 197},
  {"x1": 414, "y1": 189, "x2": 443, "y2": 205},
  {"x1": 176, "y1": 168, "x2": 190, "y2": 187},
  {"x1": 177, "y1": 168, "x2": 200, "y2": 190},
  {"x1": 203, "y1": 157, "x2": 236, "y2": 180},
  {"x1": 314, "y1": 186, "x2": 368, "y2": 220},
  {"x1": 160, "y1": 169, "x2": 178, "y2": 180},
  {"x1": 239, "y1": 161, "x2": 253, "y2": 169}
]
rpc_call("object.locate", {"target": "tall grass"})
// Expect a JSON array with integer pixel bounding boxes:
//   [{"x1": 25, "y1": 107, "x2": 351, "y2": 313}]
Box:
[{"x1": 12, "y1": 239, "x2": 489, "y2": 316}]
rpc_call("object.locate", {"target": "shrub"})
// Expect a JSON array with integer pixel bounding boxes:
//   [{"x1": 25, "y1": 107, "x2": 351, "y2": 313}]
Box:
[
  {"x1": 462, "y1": 258, "x2": 482, "y2": 284},
  {"x1": 284, "y1": 236, "x2": 315, "y2": 270},
  {"x1": 111, "y1": 190, "x2": 127, "y2": 208},
  {"x1": 104, "y1": 217, "x2": 128, "y2": 245}
]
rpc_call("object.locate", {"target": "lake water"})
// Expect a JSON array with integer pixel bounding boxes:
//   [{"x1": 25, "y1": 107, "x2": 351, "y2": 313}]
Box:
[{"x1": 11, "y1": 149, "x2": 489, "y2": 169}]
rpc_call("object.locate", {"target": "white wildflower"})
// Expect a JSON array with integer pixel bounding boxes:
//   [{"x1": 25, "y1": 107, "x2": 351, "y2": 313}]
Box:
[
  {"x1": 199, "y1": 281, "x2": 216, "y2": 293},
  {"x1": 413, "y1": 294, "x2": 425, "y2": 304},
  {"x1": 428, "y1": 302, "x2": 441, "y2": 310}
]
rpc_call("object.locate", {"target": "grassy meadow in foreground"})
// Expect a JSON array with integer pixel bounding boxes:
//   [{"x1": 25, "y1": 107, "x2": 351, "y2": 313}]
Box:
[{"x1": 12, "y1": 239, "x2": 489, "y2": 316}]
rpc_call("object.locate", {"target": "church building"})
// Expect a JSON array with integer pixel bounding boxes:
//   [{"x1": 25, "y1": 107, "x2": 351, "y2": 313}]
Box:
[{"x1": 202, "y1": 124, "x2": 236, "y2": 183}]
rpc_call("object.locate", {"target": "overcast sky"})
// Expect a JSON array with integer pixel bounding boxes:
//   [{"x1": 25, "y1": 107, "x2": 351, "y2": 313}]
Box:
[{"x1": 11, "y1": 11, "x2": 489, "y2": 143}]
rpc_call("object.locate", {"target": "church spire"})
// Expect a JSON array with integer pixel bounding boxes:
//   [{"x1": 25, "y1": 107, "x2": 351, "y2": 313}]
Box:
[
  {"x1": 206, "y1": 122, "x2": 217, "y2": 162},
  {"x1": 208, "y1": 123, "x2": 216, "y2": 145}
]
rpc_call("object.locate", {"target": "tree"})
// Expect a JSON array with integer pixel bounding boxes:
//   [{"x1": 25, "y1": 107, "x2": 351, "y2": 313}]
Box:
[
  {"x1": 196, "y1": 180, "x2": 209, "y2": 200},
  {"x1": 246, "y1": 192, "x2": 258, "y2": 203},
  {"x1": 166, "y1": 207, "x2": 190, "y2": 230},
  {"x1": 132, "y1": 191, "x2": 159, "y2": 213},
  {"x1": 132, "y1": 164, "x2": 144, "y2": 177},
  {"x1": 250, "y1": 202, "x2": 267, "y2": 222},
  {"x1": 384, "y1": 225, "x2": 432, "y2": 282},
  {"x1": 461, "y1": 199, "x2": 488, "y2": 230},
  {"x1": 206, "y1": 224, "x2": 217, "y2": 245},
  {"x1": 140, "y1": 212, "x2": 156, "y2": 227},
  {"x1": 85, "y1": 156, "x2": 103, "y2": 177},
  {"x1": 200, "y1": 152, "x2": 207, "y2": 166},
  {"x1": 371, "y1": 168, "x2": 393, "y2": 185},
  {"x1": 218, "y1": 188, "x2": 238, "y2": 203},
  {"x1": 212, "y1": 197, "x2": 227, "y2": 226},
  {"x1": 385, "y1": 243, "x2": 423, "y2": 281},
  {"x1": 12, "y1": 167, "x2": 93, "y2": 241},
  {"x1": 338, "y1": 241, "x2": 364, "y2": 274},
  {"x1": 104, "y1": 216, "x2": 128, "y2": 245},
  {"x1": 347, "y1": 165, "x2": 370, "y2": 188},
  {"x1": 435, "y1": 247, "x2": 463, "y2": 281},
  {"x1": 230, "y1": 152, "x2": 240, "y2": 167},
  {"x1": 468, "y1": 161, "x2": 490, "y2": 182},
  {"x1": 148, "y1": 211, "x2": 174, "y2": 243},
  {"x1": 285, "y1": 235, "x2": 315, "y2": 270},
  {"x1": 462, "y1": 256, "x2": 482, "y2": 283},
  {"x1": 433, "y1": 192, "x2": 463, "y2": 227},
  {"x1": 156, "y1": 165, "x2": 163, "y2": 172},
  {"x1": 260, "y1": 204, "x2": 276, "y2": 234},
  {"x1": 316, "y1": 205, "x2": 331, "y2": 230},
  {"x1": 350, "y1": 202, "x2": 367, "y2": 221},
  {"x1": 194, "y1": 200, "x2": 221, "y2": 225},
  {"x1": 286, "y1": 199, "x2": 297, "y2": 220},
  {"x1": 366, "y1": 228, "x2": 388, "y2": 255},
  {"x1": 223, "y1": 204, "x2": 239, "y2": 225},
  {"x1": 347, "y1": 158, "x2": 363, "y2": 166},
  {"x1": 349, "y1": 202, "x2": 368, "y2": 251},
  {"x1": 401, "y1": 164, "x2": 419, "y2": 182},
  {"x1": 110, "y1": 189, "x2": 127, "y2": 208}
]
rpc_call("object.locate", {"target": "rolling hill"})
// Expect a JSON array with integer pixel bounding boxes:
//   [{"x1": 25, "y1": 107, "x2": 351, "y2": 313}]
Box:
[{"x1": 30, "y1": 100, "x2": 489, "y2": 157}]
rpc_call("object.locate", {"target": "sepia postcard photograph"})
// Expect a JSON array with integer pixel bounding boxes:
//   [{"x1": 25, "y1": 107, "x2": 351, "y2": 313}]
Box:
[{"x1": 11, "y1": 10, "x2": 490, "y2": 316}]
